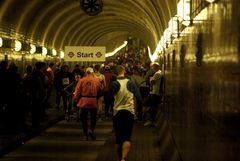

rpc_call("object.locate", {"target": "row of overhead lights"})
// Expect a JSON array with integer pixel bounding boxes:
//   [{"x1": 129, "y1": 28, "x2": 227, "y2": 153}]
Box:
[
  {"x1": 0, "y1": 37, "x2": 64, "y2": 58},
  {"x1": 0, "y1": 36, "x2": 128, "y2": 59}
]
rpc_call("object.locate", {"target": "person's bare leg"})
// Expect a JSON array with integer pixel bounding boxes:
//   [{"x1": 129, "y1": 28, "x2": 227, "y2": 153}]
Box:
[{"x1": 121, "y1": 141, "x2": 131, "y2": 160}]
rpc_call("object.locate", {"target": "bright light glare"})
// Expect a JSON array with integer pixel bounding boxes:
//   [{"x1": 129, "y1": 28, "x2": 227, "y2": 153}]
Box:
[
  {"x1": 177, "y1": 0, "x2": 190, "y2": 26},
  {"x1": 148, "y1": 44, "x2": 160, "y2": 62},
  {"x1": 14, "y1": 40, "x2": 22, "y2": 51},
  {"x1": 30, "y1": 44, "x2": 36, "y2": 54},
  {"x1": 193, "y1": 7, "x2": 208, "y2": 22},
  {"x1": 105, "y1": 41, "x2": 128, "y2": 57},
  {"x1": 148, "y1": 46, "x2": 158, "y2": 62},
  {"x1": 168, "y1": 17, "x2": 178, "y2": 38},
  {"x1": 42, "y1": 47, "x2": 47, "y2": 56},
  {"x1": 164, "y1": 29, "x2": 171, "y2": 44},
  {"x1": 148, "y1": 36, "x2": 166, "y2": 62}
]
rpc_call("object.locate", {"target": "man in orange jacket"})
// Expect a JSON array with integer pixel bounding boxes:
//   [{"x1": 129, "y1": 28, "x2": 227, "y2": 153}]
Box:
[{"x1": 73, "y1": 67, "x2": 103, "y2": 140}]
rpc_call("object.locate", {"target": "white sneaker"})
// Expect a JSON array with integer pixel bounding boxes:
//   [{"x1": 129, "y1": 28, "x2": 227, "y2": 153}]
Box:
[{"x1": 143, "y1": 120, "x2": 152, "y2": 126}]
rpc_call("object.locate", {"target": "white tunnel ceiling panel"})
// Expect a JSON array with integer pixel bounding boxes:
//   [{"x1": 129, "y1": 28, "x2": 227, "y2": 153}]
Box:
[{"x1": 0, "y1": 0, "x2": 177, "y2": 53}]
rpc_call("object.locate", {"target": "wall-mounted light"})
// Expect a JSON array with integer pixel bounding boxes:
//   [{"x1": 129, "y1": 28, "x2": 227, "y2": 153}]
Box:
[
  {"x1": 0, "y1": 37, "x2": 3, "y2": 47},
  {"x1": 60, "y1": 51, "x2": 64, "y2": 59},
  {"x1": 42, "y1": 47, "x2": 47, "y2": 56},
  {"x1": 14, "y1": 40, "x2": 22, "y2": 51},
  {"x1": 30, "y1": 44, "x2": 36, "y2": 54},
  {"x1": 52, "y1": 49, "x2": 57, "y2": 56},
  {"x1": 205, "y1": 0, "x2": 216, "y2": 3}
]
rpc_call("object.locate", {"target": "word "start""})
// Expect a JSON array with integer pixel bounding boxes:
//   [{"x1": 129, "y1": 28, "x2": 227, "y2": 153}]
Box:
[{"x1": 77, "y1": 52, "x2": 93, "y2": 57}]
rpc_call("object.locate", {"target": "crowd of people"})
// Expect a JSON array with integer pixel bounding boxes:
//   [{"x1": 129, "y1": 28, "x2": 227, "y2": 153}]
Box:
[{"x1": 0, "y1": 58, "x2": 164, "y2": 161}]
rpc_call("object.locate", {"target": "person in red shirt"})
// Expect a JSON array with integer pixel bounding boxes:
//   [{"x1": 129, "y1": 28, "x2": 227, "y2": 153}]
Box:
[{"x1": 73, "y1": 67, "x2": 103, "y2": 140}]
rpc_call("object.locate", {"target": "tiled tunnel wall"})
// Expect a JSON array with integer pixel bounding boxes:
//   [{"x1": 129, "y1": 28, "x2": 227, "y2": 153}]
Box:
[
  {"x1": 157, "y1": 1, "x2": 240, "y2": 161},
  {"x1": 165, "y1": 0, "x2": 240, "y2": 130}
]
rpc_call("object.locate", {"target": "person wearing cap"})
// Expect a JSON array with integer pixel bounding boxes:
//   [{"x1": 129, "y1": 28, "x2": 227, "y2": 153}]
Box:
[
  {"x1": 73, "y1": 66, "x2": 103, "y2": 140},
  {"x1": 143, "y1": 62, "x2": 164, "y2": 127},
  {"x1": 108, "y1": 65, "x2": 142, "y2": 161}
]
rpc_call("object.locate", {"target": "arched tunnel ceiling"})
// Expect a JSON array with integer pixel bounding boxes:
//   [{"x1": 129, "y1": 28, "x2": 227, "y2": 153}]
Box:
[{"x1": 0, "y1": 0, "x2": 177, "y2": 53}]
